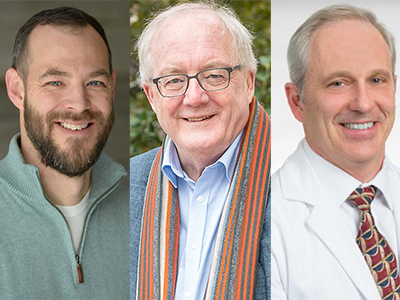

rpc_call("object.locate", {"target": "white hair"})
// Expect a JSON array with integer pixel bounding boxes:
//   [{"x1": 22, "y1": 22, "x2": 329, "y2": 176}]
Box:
[{"x1": 135, "y1": 2, "x2": 257, "y2": 87}]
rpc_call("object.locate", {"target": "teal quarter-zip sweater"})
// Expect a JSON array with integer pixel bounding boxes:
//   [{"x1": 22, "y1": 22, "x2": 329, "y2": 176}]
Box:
[{"x1": 0, "y1": 134, "x2": 129, "y2": 299}]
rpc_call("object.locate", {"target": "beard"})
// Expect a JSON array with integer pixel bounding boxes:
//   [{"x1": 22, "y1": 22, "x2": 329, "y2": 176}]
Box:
[{"x1": 24, "y1": 99, "x2": 115, "y2": 178}]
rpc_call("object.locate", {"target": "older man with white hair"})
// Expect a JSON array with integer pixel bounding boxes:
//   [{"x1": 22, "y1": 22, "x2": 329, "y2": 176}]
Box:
[{"x1": 130, "y1": 3, "x2": 271, "y2": 300}]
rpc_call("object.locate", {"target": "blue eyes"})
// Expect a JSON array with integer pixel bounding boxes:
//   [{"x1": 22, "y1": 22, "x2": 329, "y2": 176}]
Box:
[
  {"x1": 89, "y1": 81, "x2": 103, "y2": 86},
  {"x1": 46, "y1": 81, "x2": 104, "y2": 87}
]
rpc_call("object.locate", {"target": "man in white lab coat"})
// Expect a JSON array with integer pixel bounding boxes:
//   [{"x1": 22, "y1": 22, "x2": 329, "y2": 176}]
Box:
[{"x1": 272, "y1": 4, "x2": 400, "y2": 300}]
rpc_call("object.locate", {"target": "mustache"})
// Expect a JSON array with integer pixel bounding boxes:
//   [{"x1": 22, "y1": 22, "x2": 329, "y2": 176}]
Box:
[{"x1": 46, "y1": 109, "x2": 103, "y2": 123}]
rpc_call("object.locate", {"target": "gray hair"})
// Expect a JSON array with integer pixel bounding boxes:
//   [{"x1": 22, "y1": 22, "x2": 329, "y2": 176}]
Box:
[
  {"x1": 288, "y1": 4, "x2": 396, "y2": 100},
  {"x1": 136, "y1": 2, "x2": 257, "y2": 87}
]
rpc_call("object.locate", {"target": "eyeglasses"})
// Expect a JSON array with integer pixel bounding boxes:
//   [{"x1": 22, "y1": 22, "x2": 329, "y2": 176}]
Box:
[{"x1": 152, "y1": 65, "x2": 241, "y2": 98}]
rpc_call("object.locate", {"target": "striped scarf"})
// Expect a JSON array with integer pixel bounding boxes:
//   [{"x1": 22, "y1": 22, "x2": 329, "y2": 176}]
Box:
[{"x1": 137, "y1": 98, "x2": 271, "y2": 299}]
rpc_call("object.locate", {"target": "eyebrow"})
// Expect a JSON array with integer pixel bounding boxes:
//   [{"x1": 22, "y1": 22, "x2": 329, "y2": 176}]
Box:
[
  {"x1": 88, "y1": 69, "x2": 110, "y2": 79},
  {"x1": 39, "y1": 68, "x2": 110, "y2": 80},
  {"x1": 159, "y1": 64, "x2": 230, "y2": 76},
  {"x1": 323, "y1": 69, "x2": 393, "y2": 83},
  {"x1": 39, "y1": 69, "x2": 69, "y2": 80}
]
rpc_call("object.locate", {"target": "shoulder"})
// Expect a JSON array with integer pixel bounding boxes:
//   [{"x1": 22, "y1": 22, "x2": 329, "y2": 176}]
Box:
[
  {"x1": 254, "y1": 184, "x2": 271, "y2": 299},
  {"x1": 129, "y1": 149, "x2": 160, "y2": 296},
  {"x1": 271, "y1": 142, "x2": 320, "y2": 236},
  {"x1": 130, "y1": 147, "x2": 160, "y2": 188},
  {"x1": 129, "y1": 147, "x2": 160, "y2": 228}
]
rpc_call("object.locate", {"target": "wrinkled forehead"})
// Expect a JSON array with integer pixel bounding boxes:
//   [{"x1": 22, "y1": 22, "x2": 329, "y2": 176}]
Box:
[{"x1": 151, "y1": 11, "x2": 234, "y2": 62}]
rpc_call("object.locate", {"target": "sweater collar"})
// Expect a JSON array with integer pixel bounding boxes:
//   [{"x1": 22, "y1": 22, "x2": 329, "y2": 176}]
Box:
[{"x1": 0, "y1": 134, "x2": 126, "y2": 205}]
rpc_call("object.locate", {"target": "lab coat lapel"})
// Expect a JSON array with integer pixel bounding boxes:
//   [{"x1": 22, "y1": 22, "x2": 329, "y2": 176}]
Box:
[{"x1": 307, "y1": 187, "x2": 381, "y2": 299}]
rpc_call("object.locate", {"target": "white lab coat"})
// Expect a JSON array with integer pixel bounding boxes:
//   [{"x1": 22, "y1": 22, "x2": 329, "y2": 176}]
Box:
[{"x1": 272, "y1": 140, "x2": 400, "y2": 300}]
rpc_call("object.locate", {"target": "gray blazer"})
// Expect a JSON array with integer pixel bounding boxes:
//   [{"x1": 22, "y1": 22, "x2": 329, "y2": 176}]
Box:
[{"x1": 130, "y1": 148, "x2": 270, "y2": 299}]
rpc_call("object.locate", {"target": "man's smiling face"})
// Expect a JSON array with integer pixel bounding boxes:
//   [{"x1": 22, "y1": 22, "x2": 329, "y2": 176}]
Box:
[
  {"x1": 298, "y1": 19, "x2": 396, "y2": 176},
  {"x1": 144, "y1": 11, "x2": 254, "y2": 162},
  {"x1": 21, "y1": 24, "x2": 115, "y2": 176}
]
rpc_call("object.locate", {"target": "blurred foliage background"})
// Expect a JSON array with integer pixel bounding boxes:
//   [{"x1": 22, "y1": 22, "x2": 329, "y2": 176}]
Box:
[{"x1": 130, "y1": 0, "x2": 271, "y2": 157}]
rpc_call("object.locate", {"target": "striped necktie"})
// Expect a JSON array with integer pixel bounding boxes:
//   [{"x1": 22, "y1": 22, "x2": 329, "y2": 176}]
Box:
[{"x1": 348, "y1": 186, "x2": 400, "y2": 300}]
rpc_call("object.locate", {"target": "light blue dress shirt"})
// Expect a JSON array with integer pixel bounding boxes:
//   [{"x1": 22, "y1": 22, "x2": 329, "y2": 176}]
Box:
[{"x1": 162, "y1": 131, "x2": 243, "y2": 300}]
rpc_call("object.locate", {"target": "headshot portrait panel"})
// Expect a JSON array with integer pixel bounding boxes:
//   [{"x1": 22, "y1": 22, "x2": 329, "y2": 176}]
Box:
[
  {"x1": 271, "y1": 1, "x2": 400, "y2": 299},
  {"x1": 272, "y1": 0, "x2": 400, "y2": 173},
  {"x1": 0, "y1": 1, "x2": 130, "y2": 186},
  {"x1": 0, "y1": 2, "x2": 130, "y2": 299},
  {"x1": 130, "y1": 1, "x2": 271, "y2": 300}
]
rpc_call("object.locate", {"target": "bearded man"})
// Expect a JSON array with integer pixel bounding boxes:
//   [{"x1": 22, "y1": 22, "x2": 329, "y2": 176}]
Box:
[{"x1": 0, "y1": 7, "x2": 128, "y2": 299}]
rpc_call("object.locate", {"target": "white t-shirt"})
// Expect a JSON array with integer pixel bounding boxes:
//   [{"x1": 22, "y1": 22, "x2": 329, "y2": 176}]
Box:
[{"x1": 57, "y1": 188, "x2": 91, "y2": 254}]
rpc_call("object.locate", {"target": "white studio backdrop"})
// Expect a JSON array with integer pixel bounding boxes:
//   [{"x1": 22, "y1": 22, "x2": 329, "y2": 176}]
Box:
[{"x1": 271, "y1": 0, "x2": 400, "y2": 173}]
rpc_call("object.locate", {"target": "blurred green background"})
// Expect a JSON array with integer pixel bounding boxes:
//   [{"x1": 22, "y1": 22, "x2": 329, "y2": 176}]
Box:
[{"x1": 130, "y1": 0, "x2": 271, "y2": 157}]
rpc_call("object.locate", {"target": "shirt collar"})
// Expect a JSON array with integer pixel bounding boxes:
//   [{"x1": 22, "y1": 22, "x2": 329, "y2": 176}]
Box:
[
  {"x1": 302, "y1": 139, "x2": 392, "y2": 209},
  {"x1": 367, "y1": 158, "x2": 393, "y2": 211},
  {"x1": 162, "y1": 131, "x2": 243, "y2": 188}
]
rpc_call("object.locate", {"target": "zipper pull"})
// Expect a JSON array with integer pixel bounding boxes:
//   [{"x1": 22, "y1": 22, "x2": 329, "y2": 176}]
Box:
[{"x1": 76, "y1": 255, "x2": 84, "y2": 284}]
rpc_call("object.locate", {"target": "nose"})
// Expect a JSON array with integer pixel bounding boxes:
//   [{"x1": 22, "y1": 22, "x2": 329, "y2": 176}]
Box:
[
  {"x1": 63, "y1": 84, "x2": 91, "y2": 112},
  {"x1": 348, "y1": 83, "x2": 374, "y2": 113},
  {"x1": 182, "y1": 77, "x2": 210, "y2": 107}
]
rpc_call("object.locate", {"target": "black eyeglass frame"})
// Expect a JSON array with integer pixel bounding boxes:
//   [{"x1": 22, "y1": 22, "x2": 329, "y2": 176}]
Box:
[{"x1": 152, "y1": 65, "x2": 241, "y2": 98}]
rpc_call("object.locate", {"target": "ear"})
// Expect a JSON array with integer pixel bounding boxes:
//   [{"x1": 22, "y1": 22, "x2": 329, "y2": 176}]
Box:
[
  {"x1": 394, "y1": 74, "x2": 397, "y2": 93},
  {"x1": 143, "y1": 83, "x2": 157, "y2": 113},
  {"x1": 246, "y1": 71, "x2": 256, "y2": 103},
  {"x1": 5, "y1": 68, "x2": 24, "y2": 110},
  {"x1": 110, "y1": 70, "x2": 116, "y2": 102},
  {"x1": 285, "y1": 82, "x2": 306, "y2": 123}
]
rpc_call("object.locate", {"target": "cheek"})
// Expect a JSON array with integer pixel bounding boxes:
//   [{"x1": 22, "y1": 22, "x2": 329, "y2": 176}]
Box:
[
  {"x1": 379, "y1": 96, "x2": 396, "y2": 115},
  {"x1": 26, "y1": 93, "x2": 54, "y2": 115},
  {"x1": 154, "y1": 100, "x2": 177, "y2": 127},
  {"x1": 97, "y1": 97, "x2": 114, "y2": 113},
  {"x1": 310, "y1": 94, "x2": 341, "y2": 120}
]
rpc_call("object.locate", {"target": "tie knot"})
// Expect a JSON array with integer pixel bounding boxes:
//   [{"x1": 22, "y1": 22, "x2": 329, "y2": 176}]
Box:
[{"x1": 348, "y1": 186, "x2": 376, "y2": 212}]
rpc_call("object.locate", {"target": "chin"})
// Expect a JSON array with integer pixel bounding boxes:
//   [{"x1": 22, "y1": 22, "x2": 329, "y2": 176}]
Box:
[{"x1": 343, "y1": 149, "x2": 382, "y2": 165}]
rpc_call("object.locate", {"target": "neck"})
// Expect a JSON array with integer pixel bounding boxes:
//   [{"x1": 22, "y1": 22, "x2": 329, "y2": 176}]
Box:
[
  {"x1": 38, "y1": 166, "x2": 91, "y2": 206},
  {"x1": 20, "y1": 136, "x2": 91, "y2": 206},
  {"x1": 341, "y1": 160, "x2": 383, "y2": 183}
]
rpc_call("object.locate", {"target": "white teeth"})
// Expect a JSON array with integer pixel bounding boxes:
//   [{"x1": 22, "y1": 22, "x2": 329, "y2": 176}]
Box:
[
  {"x1": 187, "y1": 115, "x2": 212, "y2": 122},
  {"x1": 343, "y1": 122, "x2": 374, "y2": 130},
  {"x1": 60, "y1": 122, "x2": 89, "y2": 131}
]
